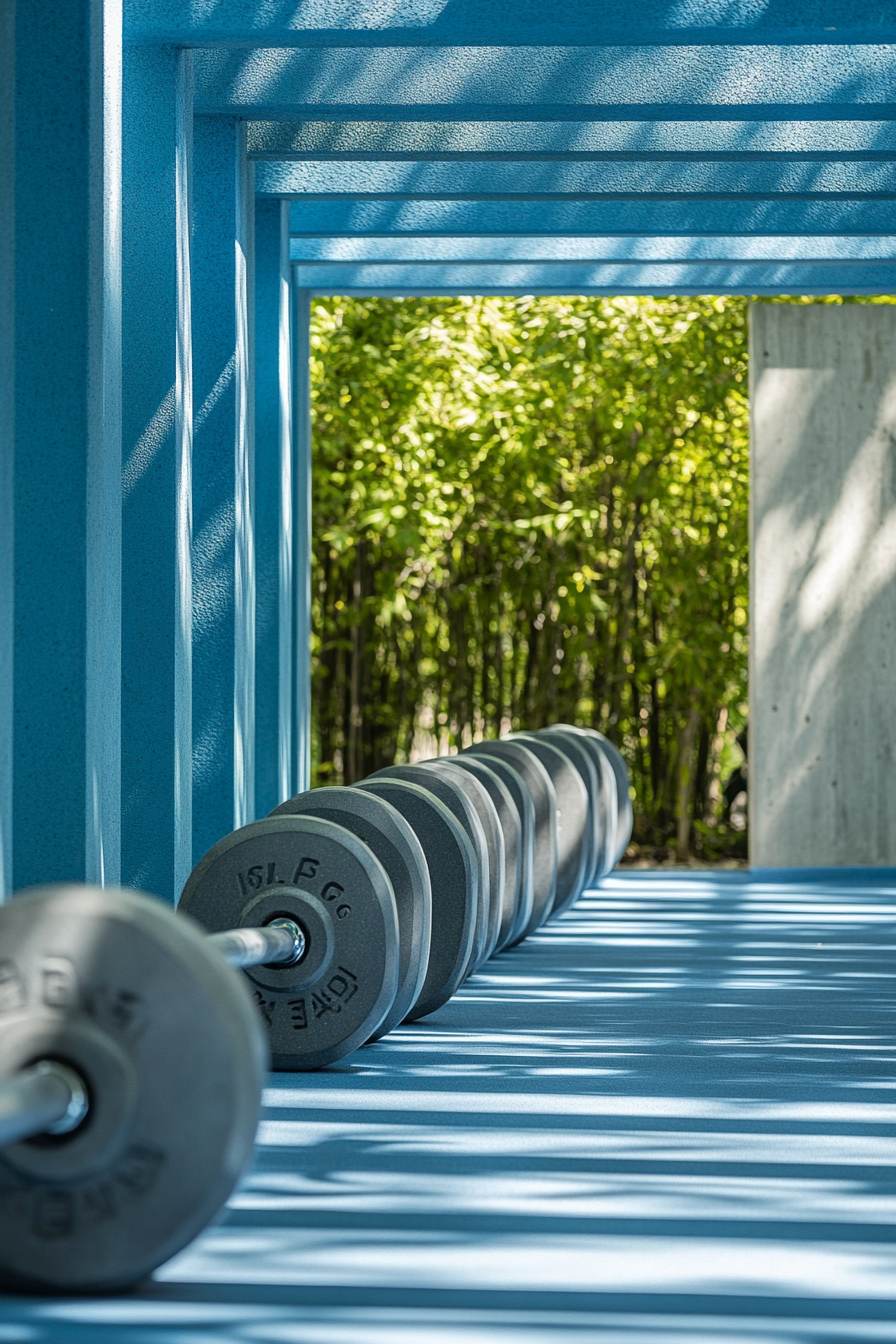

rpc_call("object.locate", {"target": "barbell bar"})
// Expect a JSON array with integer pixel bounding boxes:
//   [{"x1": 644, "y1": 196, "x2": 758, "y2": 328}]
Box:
[
  {"x1": 0, "y1": 916, "x2": 304, "y2": 1152},
  {"x1": 0, "y1": 723, "x2": 631, "y2": 1292}
]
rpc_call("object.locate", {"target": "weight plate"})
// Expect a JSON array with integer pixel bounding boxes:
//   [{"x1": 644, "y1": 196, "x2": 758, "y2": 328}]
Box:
[
  {"x1": 359, "y1": 778, "x2": 477, "y2": 1020},
  {"x1": 464, "y1": 740, "x2": 557, "y2": 936},
  {"x1": 179, "y1": 816, "x2": 399, "y2": 1069},
  {"x1": 370, "y1": 765, "x2": 491, "y2": 975},
  {"x1": 545, "y1": 725, "x2": 629, "y2": 876},
  {"x1": 269, "y1": 786, "x2": 431, "y2": 1038},
  {"x1": 461, "y1": 754, "x2": 535, "y2": 946},
  {"x1": 429, "y1": 755, "x2": 521, "y2": 954},
  {"x1": 582, "y1": 729, "x2": 634, "y2": 867},
  {"x1": 539, "y1": 726, "x2": 604, "y2": 886},
  {"x1": 0, "y1": 885, "x2": 264, "y2": 1293},
  {"x1": 509, "y1": 733, "x2": 590, "y2": 916},
  {"x1": 417, "y1": 760, "x2": 504, "y2": 966}
]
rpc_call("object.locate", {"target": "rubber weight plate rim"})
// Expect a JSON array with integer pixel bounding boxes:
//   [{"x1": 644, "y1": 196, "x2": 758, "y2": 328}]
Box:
[
  {"x1": 269, "y1": 786, "x2": 432, "y2": 1038},
  {"x1": 533, "y1": 726, "x2": 601, "y2": 890},
  {"x1": 458, "y1": 753, "x2": 535, "y2": 946},
  {"x1": 539, "y1": 725, "x2": 605, "y2": 886},
  {"x1": 508, "y1": 733, "x2": 590, "y2": 916},
  {"x1": 429, "y1": 754, "x2": 521, "y2": 954},
  {"x1": 580, "y1": 727, "x2": 634, "y2": 867},
  {"x1": 359, "y1": 778, "x2": 478, "y2": 1019},
  {"x1": 369, "y1": 765, "x2": 491, "y2": 975},
  {"x1": 178, "y1": 816, "x2": 399, "y2": 1069},
  {"x1": 417, "y1": 760, "x2": 505, "y2": 967},
  {"x1": 463, "y1": 740, "x2": 557, "y2": 936},
  {"x1": 544, "y1": 725, "x2": 621, "y2": 878}
]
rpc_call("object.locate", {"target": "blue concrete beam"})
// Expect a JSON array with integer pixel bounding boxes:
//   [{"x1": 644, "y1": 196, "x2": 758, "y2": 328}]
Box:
[
  {"x1": 291, "y1": 259, "x2": 896, "y2": 296},
  {"x1": 121, "y1": 46, "x2": 193, "y2": 902},
  {"x1": 287, "y1": 199, "x2": 896, "y2": 236},
  {"x1": 288, "y1": 235, "x2": 896, "y2": 262},
  {"x1": 194, "y1": 46, "x2": 896, "y2": 120},
  {"x1": 254, "y1": 199, "x2": 299, "y2": 819},
  {"x1": 191, "y1": 116, "x2": 257, "y2": 863},
  {"x1": 249, "y1": 119, "x2": 896, "y2": 161},
  {"x1": 256, "y1": 160, "x2": 896, "y2": 197},
  {"x1": 126, "y1": 1, "x2": 896, "y2": 49}
]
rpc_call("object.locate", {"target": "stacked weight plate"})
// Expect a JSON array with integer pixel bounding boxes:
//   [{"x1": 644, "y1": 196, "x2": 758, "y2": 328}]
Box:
[{"x1": 178, "y1": 724, "x2": 632, "y2": 1069}]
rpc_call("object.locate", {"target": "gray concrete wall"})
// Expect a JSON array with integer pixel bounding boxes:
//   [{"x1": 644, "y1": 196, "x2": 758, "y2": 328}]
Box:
[{"x1": 750, "y1": 303, "x2": 896, "y2": 866}]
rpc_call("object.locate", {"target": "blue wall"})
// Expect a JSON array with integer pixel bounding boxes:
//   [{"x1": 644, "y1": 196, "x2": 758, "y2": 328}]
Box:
[{"x1": 2, "y1": 1, "x2": 894, "y2": 897}]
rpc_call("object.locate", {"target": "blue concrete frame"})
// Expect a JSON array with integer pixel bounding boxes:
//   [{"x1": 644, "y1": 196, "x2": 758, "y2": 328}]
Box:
[{"x1": 2, "y1": 2, "x2": 895, "y2": 898}]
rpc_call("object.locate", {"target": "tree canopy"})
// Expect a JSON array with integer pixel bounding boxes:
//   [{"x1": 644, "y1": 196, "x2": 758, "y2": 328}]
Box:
[{"x1": 309, "y1": 293, "x2": 755, "y2": 858}]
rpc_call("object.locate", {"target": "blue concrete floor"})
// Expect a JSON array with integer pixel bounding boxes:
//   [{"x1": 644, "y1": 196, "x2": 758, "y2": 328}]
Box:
[{"x1": 2, "y1": 869, "x2": 894, "y2": 1341}]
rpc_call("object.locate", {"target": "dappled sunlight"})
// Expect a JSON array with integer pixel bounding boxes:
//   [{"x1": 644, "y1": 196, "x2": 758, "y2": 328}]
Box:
[{"x1": 5, "y1": 871, "x2": 892, "y2": 1339}]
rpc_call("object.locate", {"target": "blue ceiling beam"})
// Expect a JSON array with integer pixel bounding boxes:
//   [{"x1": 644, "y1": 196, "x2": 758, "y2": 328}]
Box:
[
  {"x1": 287, "y1": 199, "x2": 896, "y2": 236},
  {"x1": 126, "y1": 2, "x2": 896, "y2": 49},
  {"x1": 288, "y1": 235, "x2": 896, "y2": 262},
  {"x1": 291, "y1": 260, "x2": 896, "y2": 295},
  {"x1": 248, "y1": 119, "x2": 896, "y2": 161},
  {"x1": 193, "y1": 47, "x2": 896, "y2": 121},
  {"x1": 256, "y1": 160, "x2": 896, "y2": 197}
]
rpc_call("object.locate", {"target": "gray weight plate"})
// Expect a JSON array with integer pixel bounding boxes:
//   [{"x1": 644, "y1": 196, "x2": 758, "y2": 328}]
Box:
[
  {"x1": 359, "y1": 778, "x2": 478, "y2": 1019},
  {"x1": 369, "y1": 765, "x2": 491, "y2": 974},
  {"x1": 429, "y1": 755, "x2": 521, "y2": 953},
  {"x1": 269, "y1": 787, "x2": 432, "y2": 1039},
  {"x1": 509, "y1": 733, "x2": 590, "y2": 916},
  {"x1": 544, "y1": 724, "x2": 616, "y2": 880},
  {"x1": 539, "y1": 726, "x2": 604, "y2": 887},
  {"x1": 463, "y1": 740, "x2": 557, "y2": 936},
  {"x1": 459, "y1": 754, "x2": 535, "y2": 945},
  {"x1": 0, "y1": 885, "x2": 264, "y2": 1293},
  {"x1": 416, "y1": 760, "x2": 504, "y2": 967},
  {"x1": 584, "y1": 729, "x2": 634, "y2": 866},
  {"x1": 179, "y1": 816, "x2": 399, "y2": 1069},
  {"x1": 545, "y1": 725, "x2": 629, "y2": 875}
]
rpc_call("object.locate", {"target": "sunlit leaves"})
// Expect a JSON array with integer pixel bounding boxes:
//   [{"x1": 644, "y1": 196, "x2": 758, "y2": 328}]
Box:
[{"x1": 310, "y1": 295, "x2": 750, "y2": 849}]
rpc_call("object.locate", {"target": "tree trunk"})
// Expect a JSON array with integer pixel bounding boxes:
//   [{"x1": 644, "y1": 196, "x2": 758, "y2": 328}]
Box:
[
  {"x1": 347, "y1": 542, "x2": 364, "y2": 783},
  {"x1": 676, "y1": 694, "x2": 701, "y2": 860}
]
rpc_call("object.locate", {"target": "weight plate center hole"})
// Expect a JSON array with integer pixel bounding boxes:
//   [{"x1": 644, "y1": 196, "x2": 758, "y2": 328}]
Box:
[{"x1": 264, "y1": 917, "x2": 308, "y2": 967}]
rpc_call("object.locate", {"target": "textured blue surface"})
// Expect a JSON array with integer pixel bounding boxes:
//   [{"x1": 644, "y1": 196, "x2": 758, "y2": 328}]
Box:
[
  {"x1": 191, "y1": 116, "x2": 240, "y2": 868},
  {"x1": 256, "y1": 159, "x2": 896, "y2": 197},
  {"x1": 125, "y1": 1, "x2": 896, "y2": 48},
  {"x1": 254, "y1": 199, "x2": 285, "y2": 825},
  {"x1": 288, "y1": 235, "x2": 896, "y2": 261},
  {"x1": 121, "y1": 46, "x2": 182, "y2": 900},
  {"x1": 2, "y1": 869, "x2": 893, "y2": 1340},
  {"x1": 249, "y1": 118, "x2": 896, "y2": 159},
  {"x1": 193, "y1": 46, "x2": 896, "y2": 118},
  {"x1": 11, "y1": 1, "x2": 103, "y2": 890},
  {"x1": 290, "y1": 261, "x2": 896, "y2": 297},
  {"x1": 287, "y1": 199, "x2": 896, "y2": 236}
]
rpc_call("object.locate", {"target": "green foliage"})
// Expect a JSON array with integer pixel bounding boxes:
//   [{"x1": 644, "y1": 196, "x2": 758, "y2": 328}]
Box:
[{"x1": 310, "y1": 295, "x2": 751, "y2": 856}]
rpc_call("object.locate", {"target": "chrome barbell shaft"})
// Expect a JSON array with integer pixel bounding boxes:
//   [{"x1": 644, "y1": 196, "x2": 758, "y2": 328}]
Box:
[
  {"x1": 0, "y1": 1060, "x2": 89, "y2": 1149},
  {"x1": 208, "y1": 917, "x2": 306, "y2": 970},
  {"x1": 0, "y1": 918, "x2": 305, "y2": 1152}
]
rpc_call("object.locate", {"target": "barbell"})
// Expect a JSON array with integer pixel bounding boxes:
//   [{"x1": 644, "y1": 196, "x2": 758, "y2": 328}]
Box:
[
  {"x1": 177, "y1": 722, "x2": 631, "y2": 1059},
  {"x1": 0, "y1": 722, "x2": 631, "y2": 1291}
]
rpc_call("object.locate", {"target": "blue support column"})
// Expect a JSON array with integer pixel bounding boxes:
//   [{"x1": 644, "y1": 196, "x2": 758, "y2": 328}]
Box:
[
  {"x1": 0, "y1": 1, "x2": 13, "y2": 895},
  {"x1": 192, "y1": 116, "x2": 255, "y2": 864},
  {"x1": 7, "y1": 0, "x2": 122, "y2": 893},
  {"x1": 293, "y1": 285, "x2": 312, "y2": 794},
  {"x1": 254, "y1": 199, "x2": 294, "y2": 816},
  {"x1": 120, "y1": 45, "x2": 192, "y2": 901}
]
